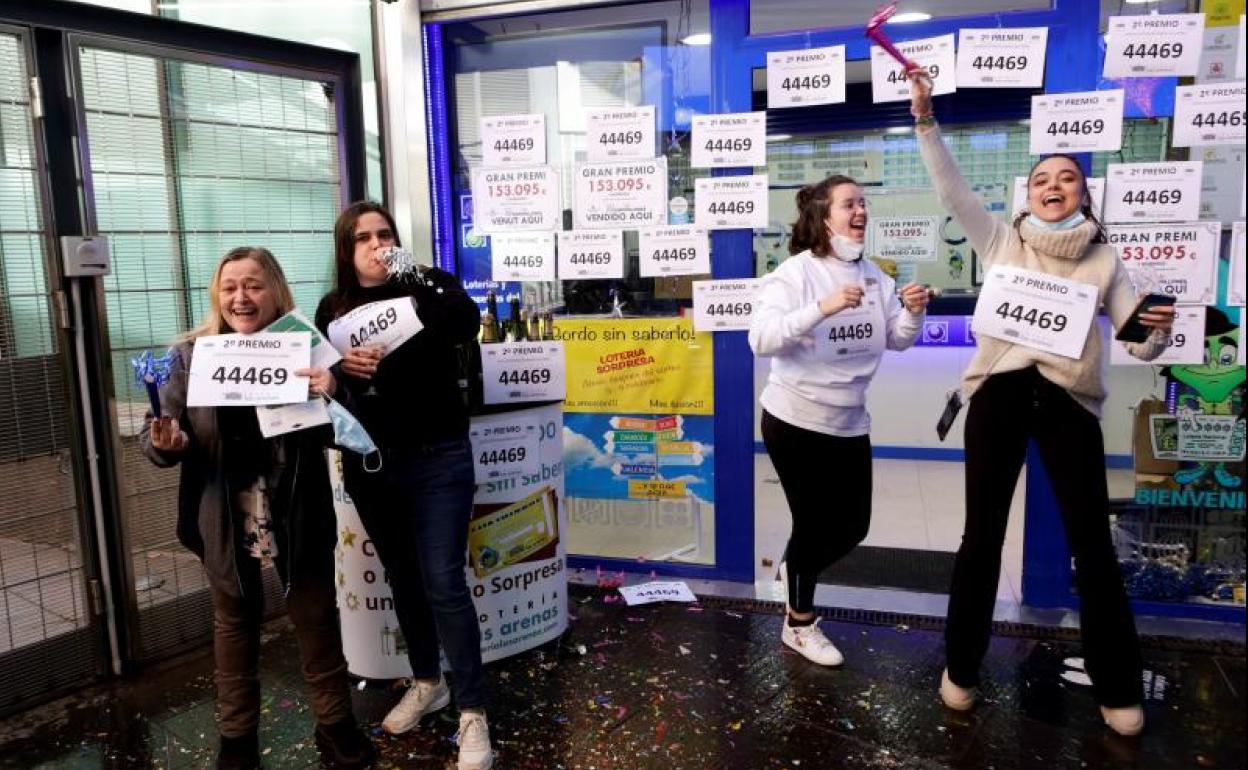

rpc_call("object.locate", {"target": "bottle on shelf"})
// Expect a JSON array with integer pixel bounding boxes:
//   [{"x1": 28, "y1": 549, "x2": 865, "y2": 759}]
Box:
[
  {"x1": 527, "y1": 306, "x2": 542, "y2": 341},
  {"x1": 507, "y1": 296, "x2": 524, "y2": 342},
  {"x1": 540, "y1": 309, "x2": 555, "y2": 341},
  {"x1": 484, "y1": 290, "x2": 502, "y2": 343}
]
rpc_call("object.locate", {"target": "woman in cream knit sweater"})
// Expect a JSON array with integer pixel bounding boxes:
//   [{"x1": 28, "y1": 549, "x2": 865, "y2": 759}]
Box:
[{"x1": 909, "y1": 73, "x2": 1174, "y2": 736}]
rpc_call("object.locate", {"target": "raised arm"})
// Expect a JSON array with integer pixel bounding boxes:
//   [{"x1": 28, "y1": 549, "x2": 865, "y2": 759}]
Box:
[{"x1": 909, "y1": 73, "x2": 1008, "y2": 261}]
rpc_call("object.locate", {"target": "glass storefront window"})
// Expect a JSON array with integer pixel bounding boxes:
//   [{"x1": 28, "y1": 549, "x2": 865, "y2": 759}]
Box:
[
  {"x1": 69, "y1": 0, "x2": 384, "y2": 201},
  {"x1": 759, "y1": 118, "x2": 1170, "y2": 296},
  {"x1": 445, "y1": 1, "x2": 718, "y2": 566}
]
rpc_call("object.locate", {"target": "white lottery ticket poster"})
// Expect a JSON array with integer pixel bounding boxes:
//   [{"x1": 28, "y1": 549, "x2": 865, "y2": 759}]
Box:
[
  {"x1": 1111, "y1": 305, "x2": 1206, "y2": 366},
  {"x1": 481, "y1": 342, "x2": 567, "y2": 404},
  {"x1": 1103, "y1": 14, "x2": 1204, "y2": 78},
  {"x1": 469, "y1": 413, "x2": 541, "y2": 483},
  {"x1": 1012, "y1": 176, "x2": 1105, "y2": 219},
  {"x1": 557, "y1": 230, "x2": 624, "y2": 280},
  {"x1": 572, "y1": 158, "x2": 667, "y2": 230},
  {"x1": 1229, "y1": 221, "x2": 1246, "y2": 306},
  {"x1": 1177, "y1": 414, "x2": 1246, "y2": 462},
  {"x1": 1030, "y1": 90, "x2": 1124, "y2": 154},
  {"x1": 638, "y1": 226, "x2": 710, "y2": 277},
  {"x1": 470, "y1": 166, "x2": 561, "y2": 233},
  {"x1": 691, "y1": 112, "x2": 767, "y2": 168},
  {"x1": 1172, "y1": 82, "x2": 1247, "y2": 147},
  {"x1": 767, "y1": 45, "x2": 847, "y2": 108},
  {"x1": 692, "y1": 279, "x2": 761, "y2": 332},
  {"x1": 326, "y1": 297, "x2": 423, "y2": 358},
  {"x1": 585, "y1": 106, "x2": 656, "y2": 162},
  {"x1": 956, "y1": 28, "x2": 1048, "y2": 88},
  {"x1": 491, "y1": 231, "x2": 557, "y2": 282},
  {"x1": 972, "y1": 266, "x2": 1098, "y2": 360},
  {"x1": 187, "y1": 332, "x2": 310, "y2": 407},
  {"x1": 694, "y1": 175, "x2": 769, "y2": 230},
  {"x1": 871, "y1": 34, "x2": 956, "y2": 103},
  {"x1": 1107, "y1": 222, "x2": 1221, "y2": 304},
  {"x1": 1103, "y1": 162, "x2": 1203, "y2": 224},
  {"x1": 868, "y1": 216, "x2": 940, "y2": 262},
  {"x1": 481, "y1": 114, "x2": 546, "y2": 166}
]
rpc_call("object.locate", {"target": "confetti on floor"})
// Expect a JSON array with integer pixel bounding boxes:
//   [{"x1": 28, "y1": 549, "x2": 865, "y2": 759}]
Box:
[{"x1": 0, "y1": 585, "x2": 1242, "y2": 770}]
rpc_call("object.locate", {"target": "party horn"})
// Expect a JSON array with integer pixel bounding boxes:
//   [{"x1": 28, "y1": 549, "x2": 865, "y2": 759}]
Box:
[
  {"x1": 132, "y1": 349, "x2": 176, "y2": 418},
  {"x1": 865, "y1": 2, "x2": 922, "y2": 73}
]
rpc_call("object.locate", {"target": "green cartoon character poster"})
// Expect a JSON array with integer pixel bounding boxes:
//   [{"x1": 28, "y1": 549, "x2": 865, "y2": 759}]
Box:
[
  {"x1": 1135, "y1": 307, "x2": 1245, "y2": 504},
  {"x1": 1127, "y1": 307, "x2": 1245, "y2": 603}
]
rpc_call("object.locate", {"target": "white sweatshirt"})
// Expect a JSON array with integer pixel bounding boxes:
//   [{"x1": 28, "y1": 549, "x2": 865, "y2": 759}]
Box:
[{"x1": 749, "y1": 250, "x2": 924, "y2": 436}]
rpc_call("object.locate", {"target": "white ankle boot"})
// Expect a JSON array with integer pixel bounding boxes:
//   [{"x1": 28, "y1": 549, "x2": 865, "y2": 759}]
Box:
[
  {"x1": 1101, "y1": 704, "x2": 1144, "y2": 736},
  {"x1": 939, "y1": 668, "x2": 976, "y2": 711}
]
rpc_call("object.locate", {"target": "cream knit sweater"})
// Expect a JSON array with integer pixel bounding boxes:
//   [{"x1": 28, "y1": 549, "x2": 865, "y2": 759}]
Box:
[{"x1": 917, "y1": 125, "x2": 1165, "y2": 417}]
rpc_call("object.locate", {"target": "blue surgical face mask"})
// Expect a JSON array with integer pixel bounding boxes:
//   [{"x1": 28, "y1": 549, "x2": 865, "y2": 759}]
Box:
[
  {"x1": 1026, "y1": 210, "x2": 1087, "y2": 231},
  {"x1": 325, "y1": 398, "x2": 382, "y2": 472}
]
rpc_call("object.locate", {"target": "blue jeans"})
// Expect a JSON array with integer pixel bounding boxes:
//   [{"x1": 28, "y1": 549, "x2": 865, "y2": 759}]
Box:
[{"x1": 344, "y1": 438, "x2": 484, "y2": 708}]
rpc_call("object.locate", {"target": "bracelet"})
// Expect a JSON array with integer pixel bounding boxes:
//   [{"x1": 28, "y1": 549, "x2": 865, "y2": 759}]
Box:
[{"x1": 915, "y1": 115, "x2": 936, "y2": 126}]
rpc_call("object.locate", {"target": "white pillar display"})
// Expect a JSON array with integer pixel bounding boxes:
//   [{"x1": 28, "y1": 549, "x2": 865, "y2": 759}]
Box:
[{"x1": 330, "y1": 402, "x2": 568, "y2": 678}]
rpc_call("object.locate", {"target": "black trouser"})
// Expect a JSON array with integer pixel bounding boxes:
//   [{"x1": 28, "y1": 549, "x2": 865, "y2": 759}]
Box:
[
  {"x1": 946, "y1": 367, "x2": 1143, "y2": 707},
  {"x1": 762, "y1": 410, "x2": 873, "y2": 615},
  {"x1": 344, "y1": 438, "x2": 485, "y2": 709}
]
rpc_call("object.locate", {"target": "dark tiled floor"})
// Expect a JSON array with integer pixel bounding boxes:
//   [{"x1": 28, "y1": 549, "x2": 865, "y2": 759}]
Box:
[{"x1": 0, "y1": 585, "x2": 1243, "y2": 769}]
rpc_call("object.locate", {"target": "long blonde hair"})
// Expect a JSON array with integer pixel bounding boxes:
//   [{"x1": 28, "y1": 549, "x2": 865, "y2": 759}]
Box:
[{"x1": 183, "y1": 247, "x2": 294, "y2": 340}]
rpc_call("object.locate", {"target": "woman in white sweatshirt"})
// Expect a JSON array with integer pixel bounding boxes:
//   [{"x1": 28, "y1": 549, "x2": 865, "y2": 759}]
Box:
[
  {"x1": 749, "y1": 175, "x2": 931, "y2": 667},
  {"x1": 908, "y1": 74, "x2": 1174, "y2": 736}
]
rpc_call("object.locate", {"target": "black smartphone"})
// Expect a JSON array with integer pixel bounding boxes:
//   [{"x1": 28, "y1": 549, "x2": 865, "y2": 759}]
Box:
[
  {"x1": 1114, "y1": 293, "x2": 1176, "y2": 343},
  {"x1": 936, "y1": 390, "x2": 963, "y2": 442}
]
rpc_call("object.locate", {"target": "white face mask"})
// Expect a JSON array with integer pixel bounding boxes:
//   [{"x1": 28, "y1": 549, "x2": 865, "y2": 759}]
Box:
[{"x1": 831, "y1": 234, "x2": 864, "y2": 261}]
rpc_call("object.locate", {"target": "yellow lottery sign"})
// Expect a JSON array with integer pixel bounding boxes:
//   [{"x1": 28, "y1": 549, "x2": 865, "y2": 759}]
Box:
[
  {"x1": 553, "y1": 317, "x2": 713, "y2": 415},
  {"x1": 628, "y1": 479, "x2": 687, "y2": 500}
]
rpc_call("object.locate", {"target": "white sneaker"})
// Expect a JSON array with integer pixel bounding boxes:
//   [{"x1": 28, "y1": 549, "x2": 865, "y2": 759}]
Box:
[
  {"x1": 457, "y1": 711, "x2": 494, "y2": 770},
  {"x1": 1101, "y1": 704, "x2": 1144, "y2": 736},
  {"x1": 381, "y1": 677, "x2": 451, "y2": 735},
  {"x1": 939, "y1": 668, "x2": 976, "y2": 711},
  {"x1": 781, "y1": 618, "x2": 844, "y2": 666}
]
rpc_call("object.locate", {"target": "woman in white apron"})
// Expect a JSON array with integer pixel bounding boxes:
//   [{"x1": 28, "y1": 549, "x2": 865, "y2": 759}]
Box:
[
  {"x1": 749, "y1": 175, "x2": 931, "y2": 667},
  {"x1": 908, "y1": 73, "x2": 1174, "y2": 735}
]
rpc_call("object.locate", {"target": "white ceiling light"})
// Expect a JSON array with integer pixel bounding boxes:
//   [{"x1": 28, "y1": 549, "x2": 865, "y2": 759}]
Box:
[
  {"x1": 681, "y1": 32, "x2": 712, "y2": 46},
  {"x1": 767, "y1": 134, "x2": 793, "y2": 142},
  {"x1": 889, "y1": 12, "x2": 932, "y2": 23}
]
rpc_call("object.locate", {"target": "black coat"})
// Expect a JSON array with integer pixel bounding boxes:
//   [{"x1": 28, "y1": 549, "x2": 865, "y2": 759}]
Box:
[{"x1": 139, "y1": 340, "x2": 337, "y2": 597}]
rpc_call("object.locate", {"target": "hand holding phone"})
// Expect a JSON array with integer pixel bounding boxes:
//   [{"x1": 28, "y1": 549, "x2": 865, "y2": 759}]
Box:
[{"x1": 1115, "y1": 293, "x2": 1176, "y2": 343}]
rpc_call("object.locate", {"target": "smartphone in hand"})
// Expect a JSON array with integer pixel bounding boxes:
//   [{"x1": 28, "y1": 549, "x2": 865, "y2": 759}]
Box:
[{"x1": 1114, "y1": 293, "x2": 1176, "y2": 344}]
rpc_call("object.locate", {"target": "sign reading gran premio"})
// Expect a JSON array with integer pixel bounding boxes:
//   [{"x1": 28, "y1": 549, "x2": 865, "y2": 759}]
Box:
[
  {"x1": 1107, "y1": 221, "x2": 1220, "y2": 304},
  {"x1": 572, "y1": 158, "x2": 667, "y2": 230},
  {"x1": 470, "y1": 166, "x2": 561, "y2": 233}
]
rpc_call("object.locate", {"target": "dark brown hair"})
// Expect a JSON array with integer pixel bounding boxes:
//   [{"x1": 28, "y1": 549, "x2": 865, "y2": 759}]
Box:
[
  {"x1": 327, "y1": 200, "x2": 402, "y2": 315},
  {"x1": 1012, "y1": 153, "x2": 1107, "y2": 244},
  {"x1": 789, "y1": 175, "x2": 859, "y2": 257}
]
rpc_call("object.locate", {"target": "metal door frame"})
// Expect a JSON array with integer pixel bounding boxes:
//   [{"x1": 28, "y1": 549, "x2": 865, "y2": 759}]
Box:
[
  {"x1": 0, "y1": 0, "x2": 369, "y2": 697},
  {"x1": 0, "y1": 18, "x2": 109, "y2": 716}
]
